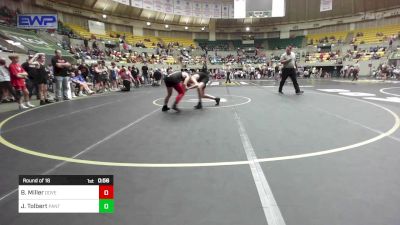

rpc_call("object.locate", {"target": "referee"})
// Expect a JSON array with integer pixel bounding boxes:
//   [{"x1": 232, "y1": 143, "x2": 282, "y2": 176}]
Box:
[{"x1": 278, "y1": 46, "x2": 303, "y2": 95}]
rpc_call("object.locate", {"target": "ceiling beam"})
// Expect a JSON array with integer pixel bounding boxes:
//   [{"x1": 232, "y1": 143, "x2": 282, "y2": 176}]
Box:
[{"x1": 90, "y1": 0, "x2": 98, "y2": 9}]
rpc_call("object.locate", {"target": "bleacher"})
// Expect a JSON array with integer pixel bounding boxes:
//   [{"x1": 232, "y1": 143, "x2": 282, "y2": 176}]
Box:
[
  {"x1": 267, "y1": 36, "x2": 305, "y2": 49},
  {"x1": 307, "y1": 31, "x2": 348, "y2": 45},
  {"x1": 305, "y1": 52, "x2": 338, "y2": 64},
  {"x1": 159, "y1": 36, "x2": 196, "y2": 48},
  {"x1": 123, "y1": 34, "x2": 158, "y2": 48},
  {"x1": 0, "y1": 24, "x2": 70, "y2": 56},
  {"x1": 64, "y1": 23, "x2": 158, "y2": 48},
  {"x1": 195, "y1": 39, "x2": 232, "y2": 50},
  {"x1": 64, "y1": 23, "x2": 116, "y2": 42},
  {"x1": 353, "y1": 24, "x2": 400, "y2": 45},
  {"x1": 195, "y1": 39, "x2": 262, "y2": 50}
]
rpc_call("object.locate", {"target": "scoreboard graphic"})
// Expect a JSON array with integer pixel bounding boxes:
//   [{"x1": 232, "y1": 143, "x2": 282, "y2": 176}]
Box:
[{"x1": 18, "y1": 175, "x2": 114, "y2": 213}]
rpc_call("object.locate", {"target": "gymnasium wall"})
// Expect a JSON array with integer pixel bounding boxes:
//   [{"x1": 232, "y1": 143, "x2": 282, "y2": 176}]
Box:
[
  {"x1": 354, "y1": 17, "x2": 400, "y2": 29},
  {"x1": 307, "y1": 24, "x2": 350, "y2": 35},
  {"x1": 0, "y1": 0, "x2": 53, "y2": 14}
]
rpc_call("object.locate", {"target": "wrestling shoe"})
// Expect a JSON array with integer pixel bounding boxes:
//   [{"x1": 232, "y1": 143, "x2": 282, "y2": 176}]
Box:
[
  {"x1": 215, "y1": 97, "x2": 220, "y2": 106},
  {"x1": 162, "y1": 105, "x2": 170, "y2": 112},
  {"x1": 194, "y1": 102, "x2": 202, "y2": 109},
  {"x1": 172, "y1": 104, "x2": 181, "y2": 113}
]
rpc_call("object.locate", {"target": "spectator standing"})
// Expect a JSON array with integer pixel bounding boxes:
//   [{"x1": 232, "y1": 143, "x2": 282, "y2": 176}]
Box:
[
  {"x1": 152, "y1": 68, "x2": 162, "y2": 86},
  {"x1": 131, "y1": 65, "x2": 140, "y2": 87},
  {"x1": 52, "y1": 50, "x2": 71, "y2": 101},
  {"x1": 29, "y1": 53, "x2": 53, "y2": 105},
  {"x1": 142, "y1": 62, "x2": 149, "y2": 85},
  {"x1": 100, "y1": 61, "x2": 111, "y2": 91},
  {"x1": 109, "y1": 62, "x2": 119, "y2": 90},
  {"x1": 0, "y1": 57, "x2": 16, "y2": 102},
  {"x1": 93, "y1": 62, "x2": 108, "y2": 93},
  {"x1": 8, "y1": 55, "x2": 35, "y2": 109},
  {"x1": 21, "y1": 55, "x2": 37, "y2": 99},
  {"x1": 352, "y1": 61, "x2": 360, "y2": 81}
]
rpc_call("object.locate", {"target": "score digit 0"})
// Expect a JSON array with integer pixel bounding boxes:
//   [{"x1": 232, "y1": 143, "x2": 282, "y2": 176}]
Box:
[{"x1": 99, "y1": 185, "x2": 113, "y2": 199}]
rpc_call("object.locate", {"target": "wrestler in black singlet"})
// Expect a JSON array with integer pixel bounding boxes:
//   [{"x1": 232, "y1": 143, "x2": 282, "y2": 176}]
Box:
[
  {"x1": 196, "y1": 71, "x2": 209, "y2": 86},
  {"x1": 164, "y1": 71, "x2": 184, "y2": 87}
]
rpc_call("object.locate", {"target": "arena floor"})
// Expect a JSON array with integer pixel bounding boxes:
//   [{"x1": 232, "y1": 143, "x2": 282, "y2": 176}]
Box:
[{"x1": 0, "y1": 79, "x2": 400, "y2": 225}]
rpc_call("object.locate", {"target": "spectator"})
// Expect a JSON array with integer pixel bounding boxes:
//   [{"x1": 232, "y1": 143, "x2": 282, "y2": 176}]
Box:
[
  {"x1": 389, "y1": 38, "x2": 393, "y2": 51},
  {"x1": 141, "y1": 62, "x2": 149, "y2": 85},
  {"x1": 78, "y1": 64, "x2": 90, "y2": 81},
  {"x1": 108, "y1": 62, "x2": 119, "y2": 90},
  {"x1": 21, "y1": 55, "x2": 37, "y2": 99},
  {"x1": 93, "y1": 62, "x2": 107, "y2": 93},
  {"x1": 0, "y1": 57, "x2": 16, "y2": 103},
  {"x1": 8, "y1": 55, "x2": 35, "y2": 109},
  {"x1": 29, "y1": 53, "x2": 53, "y2": 105},
  {"x1": 119, "y1": 66, "x2": 134, "y2": 91},
  {"x1": 52, "y1": 49, "x2": 72, "y2": 101},
  {"x1": 100, "y1": 61, "x2": 111, "y2": 91},
  {"x1": 92, "y1": 40, "x2": 98, "y2": 49},
  {"x1": 131, "y1": 65, "x2": 140, "y2": 87},
  {"x1": 71, "y1": 69, "x2": 94, "y2": 96},
  {"x1": 152, "y1": 68, "x2": 162, "y2": 86}
]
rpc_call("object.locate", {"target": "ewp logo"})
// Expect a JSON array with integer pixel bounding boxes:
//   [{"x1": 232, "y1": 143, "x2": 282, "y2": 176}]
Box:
[{"x1": 17, "y1": 14, "x2": 57, "y2": 29}]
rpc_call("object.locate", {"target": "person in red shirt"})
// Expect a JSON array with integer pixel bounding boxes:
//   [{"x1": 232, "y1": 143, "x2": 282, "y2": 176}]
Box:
[{"x1": 8, "y1": 55, "x2": 35, "y2": 109}]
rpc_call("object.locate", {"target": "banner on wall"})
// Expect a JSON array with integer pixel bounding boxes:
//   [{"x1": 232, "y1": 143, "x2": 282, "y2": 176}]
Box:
[
  {"x1": 124, "y1": 0, "x2": 235, "y2": 18},
  {"x1": 212, "y1": 3, "x2": 221, "y2": 18},
  {"x1": 154, "y1": 0, "x2": 163, "y2": 12},
  {"x1": 88, "y1": 20, "x2": 106, "y2": 35},
  {"x1": 131, "y1": 0, "x2": 143, "y2": 8},
  {"x1": 17, "y1": 14, "x2": 58, "y2": 29},
  {"x1": 174, "y1": 0, "x2": 184, "y2": 15},
  {"x1": 234, "y1": 0, "x2": 245, "y2": 18},
  {"x1": 183, "y1": 0, "x2": 193, "y2": 17},
  {"x1": 228, "y1": 3, "x2": 234, "y2": 18},
  {"x1": 221, "y1": 3, "x2": 229, "y2": 18},
  {"x1": 202, "y1": 2, "x2": 211, "y2": 18},
  {"x1": 320, "y1": 0, "x2": 332, "y2": 12},
  {"x1": 143, "y1": 0, "x2": 154, "y2": 10},
  {"x1": 164, "y1": 0, "x2": 174, "y2": 14},
  {"x1": 192, "y1": 1, "x2": 202, "y2": 17},
  {"x1": 113, "y1": 0, "x2": 129, "y2": 5}
]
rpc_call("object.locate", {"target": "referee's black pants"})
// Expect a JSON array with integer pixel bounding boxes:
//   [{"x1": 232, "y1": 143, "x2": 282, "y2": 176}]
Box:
[
  {"x1": 225, "y1": 75, "x2": 231, "y2": 83},
  {"x1": 279, "y1": 68, "x2": 300, "y2": 93}
]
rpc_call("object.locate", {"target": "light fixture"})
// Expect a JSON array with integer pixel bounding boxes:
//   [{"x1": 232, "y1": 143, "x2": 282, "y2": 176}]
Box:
[
  {"x1": 185, "y1": 26, "x2": 189, "y2": 30},
  {"x1": 146, "y1": 22, "x2": 151, "y2": 26},
  {"x1": 102, "y1": 14, "x2": 107, "y2": 19},
  {"x1": 246, "y1": 27, "x2": 250, "y2": 31},
  {"x1": 201, "y1": 27, "x2": 205, "y2": 31},
  {"x1": 165, "y1": 24, "x2": 169, "y2": 28}
]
